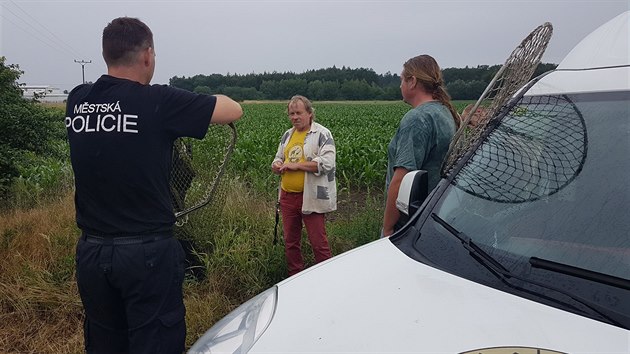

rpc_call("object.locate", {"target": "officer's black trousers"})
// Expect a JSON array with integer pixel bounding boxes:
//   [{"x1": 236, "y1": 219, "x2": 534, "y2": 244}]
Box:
[{"x1": 75, "y1": 234, "x2": 186, "y2": 354}]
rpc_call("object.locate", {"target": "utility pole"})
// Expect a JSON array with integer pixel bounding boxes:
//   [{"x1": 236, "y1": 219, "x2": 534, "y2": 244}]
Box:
[{"x1": 74, "y1": 59, "x2": 92, "y2": 84}]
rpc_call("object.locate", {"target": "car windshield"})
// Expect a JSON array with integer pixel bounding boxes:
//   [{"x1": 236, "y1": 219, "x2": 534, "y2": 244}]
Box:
[
  {"x1": 435, "y1": 91, "x2": 630, "y2": 281},
  {"x1": 419, "y1": 90, "x2": 630, "y2": 327}
]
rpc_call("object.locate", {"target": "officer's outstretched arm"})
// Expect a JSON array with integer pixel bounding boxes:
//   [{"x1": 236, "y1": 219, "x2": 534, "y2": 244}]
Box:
[{"x1": 211, "y1": 95, "x2": 243, "y2": 124}]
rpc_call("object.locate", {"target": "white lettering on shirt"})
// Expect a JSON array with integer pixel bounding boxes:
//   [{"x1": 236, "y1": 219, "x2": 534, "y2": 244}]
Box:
[
  {"x1": 65, "y1": 114, "x2": 139, "y2": 134},
  {"x1": 67, "y1": 101, "x2": 139, "y2": 134},
  {"x1": 73, "y1": 101, "x2": 122, "y2": 114}
]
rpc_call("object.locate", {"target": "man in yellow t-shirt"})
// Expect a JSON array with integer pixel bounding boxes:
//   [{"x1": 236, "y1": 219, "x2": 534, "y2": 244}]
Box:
[
  {"x1": 280, "y1": 129, "x2": 308, "y2": 193},
  {"x1": 271, "y1": 95, "x2": 336, "y2": 276}
]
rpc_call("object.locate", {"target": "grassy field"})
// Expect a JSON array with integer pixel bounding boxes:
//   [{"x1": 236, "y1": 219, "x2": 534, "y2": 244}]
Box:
[
  {"x1": 0, "y1": 100, "x2": 472, "y2": 352},
  {"x1": 231, "y1": 100, "x2": 472, "y2": 194}
]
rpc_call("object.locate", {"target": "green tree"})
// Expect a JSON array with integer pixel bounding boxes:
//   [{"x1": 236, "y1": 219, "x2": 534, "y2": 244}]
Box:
[
  {"x1": 319, "y1": 81, "x2": 340, "y2": 100},
  {"x1": 260, "y1": 80, "x2": 281, "y2": 99},
  {"x1": 379, "y1": 85, "x2": 401, "y2": 100},
  {"x1": 193, "y1": 85, "x2": 213, "y2": 95},
  {"x1": 0, "y1": 57, "x2": 65, "y2": 202},
  {"x1": 446, "y1": 79, "x2": 487, "y2": 100},
  {"x1": 168, "y1": 63, "x2": 558, "y2": 101},
  {"x1": 277, "y1": 79, "x2": 308, "y2": 100},
  {"x1": 222, "y1": 86, "x2": 262, "y2": 101},
  {"x1": 307, "y1": 80, "x2": 325, "y2": 100},
  {"x1": 340, "y1": 79, "x2": 374, "y2": 100}
]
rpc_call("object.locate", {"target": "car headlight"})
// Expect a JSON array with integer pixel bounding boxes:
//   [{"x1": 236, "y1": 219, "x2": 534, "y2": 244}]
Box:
[{"x1": 188, "y1": 286, "x2": 278, "y2": 354}]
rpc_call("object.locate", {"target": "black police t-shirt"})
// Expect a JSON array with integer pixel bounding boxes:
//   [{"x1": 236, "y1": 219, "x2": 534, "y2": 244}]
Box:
[{"x1": 65, "y1": 75, "x2": 217, "y2": 236}]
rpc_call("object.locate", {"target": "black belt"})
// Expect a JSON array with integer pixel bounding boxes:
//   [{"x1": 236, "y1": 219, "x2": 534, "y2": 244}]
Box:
[{"x1": 82, "y1": 232, "x2": 173, "y2": 245}]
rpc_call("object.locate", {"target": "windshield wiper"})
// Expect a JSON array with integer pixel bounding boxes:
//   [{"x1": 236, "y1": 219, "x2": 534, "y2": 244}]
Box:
[
  {"x1": 430, "y1": 213, "x2": 624, "y2": 327},
  {"x1": 530, "y1": 257, "x2": 630, "y2": 291},
  {"x1": 429, "y1": 213, "x2": 511, "y2": 278}
]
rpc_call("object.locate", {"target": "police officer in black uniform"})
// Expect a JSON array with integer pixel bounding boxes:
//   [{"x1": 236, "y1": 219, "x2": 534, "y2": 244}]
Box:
[{"x1": 65, "y1": 17, "x2": 242, "y2": 354}]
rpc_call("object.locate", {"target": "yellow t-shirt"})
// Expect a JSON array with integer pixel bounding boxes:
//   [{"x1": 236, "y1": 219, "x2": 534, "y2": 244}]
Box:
[{"x1": 281, "y1": 129, "x2": 308, "y2": 192}]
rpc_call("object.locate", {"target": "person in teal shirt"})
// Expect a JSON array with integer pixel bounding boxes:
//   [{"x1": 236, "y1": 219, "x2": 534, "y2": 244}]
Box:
[{"x1": 383, "y1": 54, "x2": 460, "y2": 237}]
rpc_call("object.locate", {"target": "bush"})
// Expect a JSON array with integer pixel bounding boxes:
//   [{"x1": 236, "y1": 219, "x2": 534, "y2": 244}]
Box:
[{"x1": 0, "y1": 57, "x2": 67, "y2": 206}]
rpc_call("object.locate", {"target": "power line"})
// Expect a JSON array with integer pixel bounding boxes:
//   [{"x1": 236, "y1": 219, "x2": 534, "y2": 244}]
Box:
[
  {"x1": 0, "y1": 12, "x2": 72, "y2": 58},
  {"x1": 3, "y1": 1, "x2": 81, "y2": 58},
  {"x1": 1, "y1": 1, "x2": 84, "y2": 59}
]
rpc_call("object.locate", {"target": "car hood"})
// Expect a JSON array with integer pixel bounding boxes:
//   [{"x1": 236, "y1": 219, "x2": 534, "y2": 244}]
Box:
[{"x1": 250, "y1": 239, "x2": 629, "y2": 353}]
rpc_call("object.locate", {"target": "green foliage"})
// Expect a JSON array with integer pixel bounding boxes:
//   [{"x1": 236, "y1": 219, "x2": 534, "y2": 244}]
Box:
[
  {"x1": 170, "y1": 63, "x2": 558, "y2": 101},
  {"x1": 223, "y1": 101, "x2": 472, "y2": 198},
  {"x1": 275, "y1": 79, "x2": 308, "y2": 100},
  {"x1": 10, "y1": 150, "x2": 73, "y2": 208},
  {"x1": 225, "y1": 102, "x2": 408, "y2": 197},
  {"x1": 193, "y1": 85, "x2": 212, "y2": 95},
  {"x1": 193, "y1": 181, "x2": 385, "y2": 301},
  {"x1": 328, "y1": 191, "x2": 386, "y2": 251},
  {"x1": 0, "y1": 58, "x2": 24, "y2": 105},
  {"x1": 339, "y1": 79, "x2": 379, "y2": 100},
  {"x1": 307, "y1": 80, "x2": 340, "y2": 100},
  {"x1": 443, "y1": 62, "x2": 558, "y2": 100},
  {"x1": 447, "y1": 79, "x2": 488, "y2": 100},
  {"x1": 222, "y1": 86, "x2": 263, "y2": 102},
  {"x1": 0, "y1": 57, "x2": 69, "y2": 206},
  {"x1": 442, "y1": 64, "x2": 501, "y2": 84}
]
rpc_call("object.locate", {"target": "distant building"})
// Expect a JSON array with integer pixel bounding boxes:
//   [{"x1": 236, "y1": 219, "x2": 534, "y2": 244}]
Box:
[{"x1": 21, "y1": 85, "x2": 68, "y2": 103}]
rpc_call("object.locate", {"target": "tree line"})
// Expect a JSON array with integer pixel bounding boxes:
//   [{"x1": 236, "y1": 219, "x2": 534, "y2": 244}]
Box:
[{"x1": 169, "y1": 63, "x2": 557, "y2": 101}]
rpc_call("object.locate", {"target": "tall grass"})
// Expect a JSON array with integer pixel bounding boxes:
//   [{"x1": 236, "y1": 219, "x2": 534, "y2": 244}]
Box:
[
  {"x1": 0, "y1": 177, "x2": 384, "y2": 352},
  {"x1": 183, "y1": 178, "x2": 384, "y2": 348},
  {"x1": 0, "y1": 193, "x2": 83, "y2": 353}
]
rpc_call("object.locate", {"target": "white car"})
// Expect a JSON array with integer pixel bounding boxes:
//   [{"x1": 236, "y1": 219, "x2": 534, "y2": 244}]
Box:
[{"x1": 190, "y1": 12, "x2": 630, "y2": 354}]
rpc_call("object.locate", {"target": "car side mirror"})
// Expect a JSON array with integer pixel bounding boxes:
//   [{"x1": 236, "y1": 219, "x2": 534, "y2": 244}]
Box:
[{"x1": 396, "y1": 170, "x2": 428, "y2": 217}]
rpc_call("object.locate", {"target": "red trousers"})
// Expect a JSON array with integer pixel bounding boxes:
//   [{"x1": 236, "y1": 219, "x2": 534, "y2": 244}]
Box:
[{"x1": 280, "y1": 190, "x2": 332, "y2": 276}]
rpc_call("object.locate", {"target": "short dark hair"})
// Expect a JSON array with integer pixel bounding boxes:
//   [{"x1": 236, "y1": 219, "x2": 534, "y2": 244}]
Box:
[{"x1": 102, "y1": 17, "x2": 153, "y2": 67}]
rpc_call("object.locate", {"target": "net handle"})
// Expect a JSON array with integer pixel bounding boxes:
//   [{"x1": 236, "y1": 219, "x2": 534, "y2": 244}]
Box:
[
  {"x1": 442, "y1": 22, "x2": 553, "y2": 175},
  {"x1": 451, "y1": 64, "x2": 507, "y2": 144},
  {"x1": 174, "y1": 122, "x2": 237, "y2": 219}
]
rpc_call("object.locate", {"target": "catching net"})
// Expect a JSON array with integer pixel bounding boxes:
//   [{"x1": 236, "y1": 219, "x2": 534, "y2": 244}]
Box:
[
  {"x1": 453, "y1": 94, "x2": 587, "y2": 203},
  {"x1": 170, "y1": 123, "x2": 237, "y2": 248},
  {"x1": 442, "y1": 22, "x2": 554, "y2": 175}
]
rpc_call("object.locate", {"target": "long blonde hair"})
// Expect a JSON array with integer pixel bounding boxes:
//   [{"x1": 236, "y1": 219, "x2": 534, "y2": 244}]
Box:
[{"x1": 402, "y1": 55, "x2": 460, "y2": 129}]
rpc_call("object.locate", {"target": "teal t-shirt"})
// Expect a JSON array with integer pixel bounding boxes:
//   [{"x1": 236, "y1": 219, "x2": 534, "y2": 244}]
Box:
[{"x1": 386, "y1": 101, "x2": 456, "y2": 192}]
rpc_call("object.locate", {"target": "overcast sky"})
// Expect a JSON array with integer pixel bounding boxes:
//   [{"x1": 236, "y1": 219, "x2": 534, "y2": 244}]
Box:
[{"x1": 1, "y1": 0, "x2": 627, "y2": 91}]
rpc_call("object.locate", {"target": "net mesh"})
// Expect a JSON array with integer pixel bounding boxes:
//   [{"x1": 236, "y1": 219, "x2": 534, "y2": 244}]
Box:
[
  {"x1": 170, "y1": 123, "x2": 237, "y2": 249},
  {"x1": 453, "y1": 94, "x2": 587, "y2": 203},
  {"x1": 443, "y1": 22, "x2": 554, "y2": 175}
]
